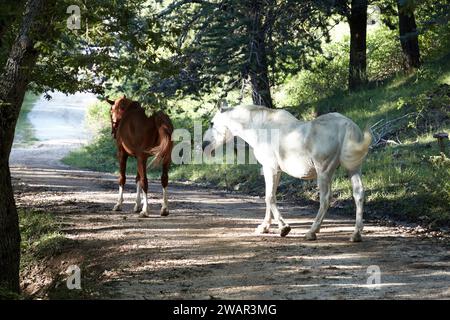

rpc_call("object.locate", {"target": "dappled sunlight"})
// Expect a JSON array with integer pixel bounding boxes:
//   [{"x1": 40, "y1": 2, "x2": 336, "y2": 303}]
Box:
[{"x1": 11, "y1": 165, "x2": 450, "y2": 299}]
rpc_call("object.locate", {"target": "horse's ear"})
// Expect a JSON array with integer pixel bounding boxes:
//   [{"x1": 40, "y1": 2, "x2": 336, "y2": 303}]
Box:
[
  {"x1": 106, "y1": 97, "x2": 115, "y2": 105},
  {"x1": 123, "y1": 94, "x2": 126, "y2": 99},
  {"x1": 218, "y1": 100, "x2": 228, "y2": 113}
]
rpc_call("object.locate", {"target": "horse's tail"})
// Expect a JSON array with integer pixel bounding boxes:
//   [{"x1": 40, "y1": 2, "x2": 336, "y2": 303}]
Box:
[
  {"x1": 150, "y1": 111, "x2": 173, "y2": 167},
  {"x1": 340, "y1": 123, "x2": 372, "y2": 172}
]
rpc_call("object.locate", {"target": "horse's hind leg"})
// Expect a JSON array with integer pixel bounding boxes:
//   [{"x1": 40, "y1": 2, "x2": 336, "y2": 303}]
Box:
[
  {"x1": 305, "y1": 171, "x2": 332, "y2": 241},
  {"x1": 160, "y1": 162, "x2": 169, "y2": 217},
  {"x1": 133, "y1": 173, "x2": 142, "y2": 213},
  {"x1": 137, "y1": 156, "x2": 150, "y2": 218},
  {"x1": 349, "y1": 168, "x2": 364, "y2": 242},
  {"x1": 113, "y1": 149, "x2": 128, "y2": 211}
]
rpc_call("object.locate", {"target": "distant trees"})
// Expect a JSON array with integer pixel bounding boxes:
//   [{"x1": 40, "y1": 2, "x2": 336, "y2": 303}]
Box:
[
  {"x1": 331, "y1": 0, "x2": 430, "y2": 89},
  {"x1": 158, "y1": 0, "x2": 330, "y2": 108}
]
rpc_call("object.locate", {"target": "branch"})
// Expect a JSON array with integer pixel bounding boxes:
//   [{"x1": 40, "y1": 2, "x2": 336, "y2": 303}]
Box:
[
  {"x1": 370, "y1": 112, "x2": 418, "y2": 146},
  {"x1": 156, "y1": 0, "x2": 216, "y2": 18}
]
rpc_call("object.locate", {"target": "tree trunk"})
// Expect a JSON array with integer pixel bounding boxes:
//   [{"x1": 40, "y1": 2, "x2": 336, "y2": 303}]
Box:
[
  {"x1": 0, "y1": 0, "x2": 45, "y2": 294},
  {"x1": 397, "y1": 1, "x2": 421, "y2": 69},
  {"x1": 247, "y1": 1, "x2": 274, "y2": 108},
  {"x1": 348, "y1": 0, "x2": 368, "y2": 91}
]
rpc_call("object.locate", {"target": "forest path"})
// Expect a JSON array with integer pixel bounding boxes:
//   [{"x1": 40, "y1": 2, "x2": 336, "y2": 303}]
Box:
[{"x1": 10, "y1": 163, "x2": 450, "y2": 299}]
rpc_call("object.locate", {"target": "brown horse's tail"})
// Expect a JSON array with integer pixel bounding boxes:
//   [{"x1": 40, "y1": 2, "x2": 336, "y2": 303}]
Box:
[{"x1": 150, "y1": 111, "x2": 174, "y2": 167}]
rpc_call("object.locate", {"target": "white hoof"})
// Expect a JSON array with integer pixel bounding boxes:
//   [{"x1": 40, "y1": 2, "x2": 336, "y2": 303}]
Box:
[
  {"x1": 255, "y1": 224, "x2": 270, "y2": 234},
  {"x1": 350, "y1": 231, "x2": 362, "y2": 242},
  {"x1": 139, "y1": 209, "x2": 150, "y2": 218},
  {"x1": 113, "y1": 204, "x2": 122, "y2": 211},
  {"x1": 160, "y1": 207, "x2": 169, "y2": 217},
  {"x1": 138, "y1": 212, "x2": 149, "y2": 218},
  {"x1": 305, "y1": 231, "x2": 317, "y2": 241}
]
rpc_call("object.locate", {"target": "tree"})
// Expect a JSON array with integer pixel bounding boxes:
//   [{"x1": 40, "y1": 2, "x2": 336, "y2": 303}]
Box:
[
  {"x1": 157, "y1": 0, "x2": 330, "y2": 108},
  {"x1": 348, "y1": 0, "x2": 369, "y2": 90},
  {"x1": 378, "y1": 0, "x2": 450, "y2": 70},
  {"x1": 0, "y1": 0, "x2": 48, "y2": 293},
  {"x1": 0, "y1": 0, "x2": 169, "y2": 293},
  {"x1": 397, "y1": 0, "x2": 420, "y2": 69},
  {"x1": 377, "y1": 0, "x2": 421, "y2": 70},
  {"x1": 332, "y1": 0, "x2": 369, "y2": 91}
]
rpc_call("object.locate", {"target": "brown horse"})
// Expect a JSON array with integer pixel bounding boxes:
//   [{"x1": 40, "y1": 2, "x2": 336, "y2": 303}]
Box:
[{"x1": 106, "y1": 96, "x2": 173, "y2": 217}]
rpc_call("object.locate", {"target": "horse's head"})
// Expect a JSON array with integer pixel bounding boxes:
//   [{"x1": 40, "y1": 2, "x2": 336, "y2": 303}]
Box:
[
  {"x1": 202, "y1": 107, "x2": 234, "y2": 155},
  {"x1": 106, "y1": 95, "x2": 134, "y2": 137}
]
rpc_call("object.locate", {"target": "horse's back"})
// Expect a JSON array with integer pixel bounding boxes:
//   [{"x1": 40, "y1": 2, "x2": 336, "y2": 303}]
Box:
[
  {"x1": 117, "y1": 108, "x2": 172, "y2": 156},
  {"x1": 307, "y1": 112, "x2": 370, "y2": 171}
]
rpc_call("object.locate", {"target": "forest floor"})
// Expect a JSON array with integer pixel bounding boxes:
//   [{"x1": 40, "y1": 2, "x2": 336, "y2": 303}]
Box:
[{"x1": 10, "y1": 147, "x2": 450, "y2": 300}]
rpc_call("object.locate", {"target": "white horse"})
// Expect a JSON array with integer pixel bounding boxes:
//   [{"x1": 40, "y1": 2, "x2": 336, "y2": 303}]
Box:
[{"x1": 202, "y1": 105, "x2": 372, "y2": 242}]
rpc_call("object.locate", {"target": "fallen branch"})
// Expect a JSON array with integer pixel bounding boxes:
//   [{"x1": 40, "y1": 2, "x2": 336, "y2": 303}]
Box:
[{"x1": 370, "y1": 112, "x2": 418, "y2": 147}]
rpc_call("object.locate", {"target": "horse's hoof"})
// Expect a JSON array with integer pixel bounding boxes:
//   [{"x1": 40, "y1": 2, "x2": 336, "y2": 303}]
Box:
[
  {"x1": 255, "y1": 224, "x2": 270, "y2": 234},
  {"x1": 133, "y1": 205, "x2": 141, "y2": 213},
  {"x1": 350, "y1": 232, "x2": 362, "y2": 242},
  {"x1": 305, "y1": 231, "x2": 317, "y2": 241},
  {"x1": 112, "y1": 204, "x2": 122, "y2": 212},
  {"x1": 138, "y1": 211, "x2": 149, "y2": 218},
  {"x1": 279, "y1": 225, "x2": 291, "y2": 237},
  {"x1": 160, "y1": 208, "x2": 169, "y2": 217}
]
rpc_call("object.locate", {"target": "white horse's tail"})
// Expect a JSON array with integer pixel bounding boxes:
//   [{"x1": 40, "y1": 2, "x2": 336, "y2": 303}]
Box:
[{"x1": 340, "y1": 124, "x2": 372, "y2": 171}]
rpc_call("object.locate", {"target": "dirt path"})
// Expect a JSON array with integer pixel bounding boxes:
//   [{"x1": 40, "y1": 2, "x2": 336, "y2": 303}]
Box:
[{"x1": 11, "y1": 162, "x2": 450, "y2": 299}]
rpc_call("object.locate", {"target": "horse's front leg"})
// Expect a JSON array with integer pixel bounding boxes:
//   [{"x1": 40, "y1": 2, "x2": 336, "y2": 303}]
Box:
[
  {"x1": 113, "y1": 149, "x2": 128, "y2": 211},
  {"x1": 137, "y1": 156, "x2": 150, "y2": 218},
  {"x1": 256, "y1": 169, "x2": 277, "y2": 234},
  {"x1": 256, "y1": 167, "x2": 291, "y2": 237}
]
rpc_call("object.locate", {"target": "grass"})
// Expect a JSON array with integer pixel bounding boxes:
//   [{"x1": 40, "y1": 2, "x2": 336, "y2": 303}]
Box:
[
  {"x1": 19, "y1": 209, "x2": 73, "y2": 270},
  {"x1": 62, "y1": 127, "x2": 143, "y2": 176},
  {"x1": 0, "y1": 287, "x2": 21, "y2": 300},
  {"x1": 14, "y1": 92, "x2": 40, "y2": 146},
  {"x1": 17, "y1": 210, "x2": 106, "y2": 299}
]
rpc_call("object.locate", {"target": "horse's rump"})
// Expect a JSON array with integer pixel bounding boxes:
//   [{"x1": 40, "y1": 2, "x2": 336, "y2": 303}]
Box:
[
  {"x1": 149, "y1": 111, "x2": 174, "y2": 167},
  {"x1": 114, "y1": 103, "x2": 173, "y2": 167}
]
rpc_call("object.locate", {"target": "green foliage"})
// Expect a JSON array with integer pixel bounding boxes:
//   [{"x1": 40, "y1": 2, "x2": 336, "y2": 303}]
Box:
[
  {"x1": 62, "y1": 127, "x2": 127, "y2": 173},
  {"x1": 85, "y1": 101, "x2": 111, "y2": 132},
  {"x1": 14, "y1": 92, "x2": 40, "y2": 146},
  {"x1": 278, "y1": 20, "x2": 450, "y2": 116},
  {"x1": 0, "y1": 286, "x2": 21, "y2": 300},
  {"x1": 278, "y1": 26, "x2": 405, "y2": 111},
  {"x1": 0, "y1": 0, "x2": 179, "y2": 104}
]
